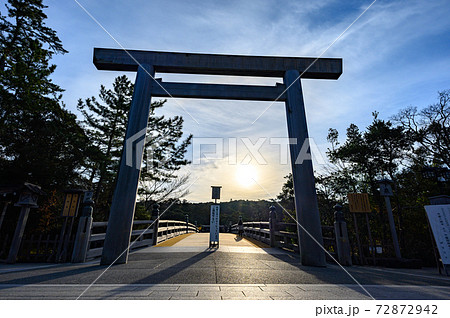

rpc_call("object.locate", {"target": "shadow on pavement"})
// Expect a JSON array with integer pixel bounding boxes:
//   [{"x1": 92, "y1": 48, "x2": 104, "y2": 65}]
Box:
[{"x1": 0, "y1": 264, "x2": 105, "y2": 287}]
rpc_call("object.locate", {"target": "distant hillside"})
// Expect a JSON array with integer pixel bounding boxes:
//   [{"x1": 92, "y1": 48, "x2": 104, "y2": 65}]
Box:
[{"x1": 151, "y1": 199, "x2": 275, "y2": 226}]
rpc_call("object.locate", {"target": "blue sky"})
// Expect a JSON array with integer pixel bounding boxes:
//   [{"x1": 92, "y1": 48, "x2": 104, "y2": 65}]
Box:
[{"x1": 42, "y1": 0, "x2": 450, "y2": 202}]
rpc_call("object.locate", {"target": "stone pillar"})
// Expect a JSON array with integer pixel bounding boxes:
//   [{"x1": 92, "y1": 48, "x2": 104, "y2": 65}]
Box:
[
  {"x1": 283, "y1": 70, "x2": 325, "y2": 267},
  {"x1": 333, "y1": 204, "x2": 352, "y2": 266},
  {"x1": 6, "y1": 206, "x2": 31, "y2": 264},
  {"x1": 269, "y1": 205, "x2": 277, "y2": 247},
  {"x1": 101, "y1": 64, "x2": 155, "y2": 265},
  {"x1": 71, "y1": 192, "x2": 94, "y2": 263},
  {"x1": 151, "y1": 204, "x2": 160, "y2": 246},
  {"x1": 0, "y1": 201, "x2": 10, "y2": 232},
  {"x1": 384, "y1": 196, "x2": 402, "y2": 259}
]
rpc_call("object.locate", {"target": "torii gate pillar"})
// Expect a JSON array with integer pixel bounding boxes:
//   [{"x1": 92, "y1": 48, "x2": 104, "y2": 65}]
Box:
[
  {"x1": 284, "y1": 69, "x2": 325, "y2": 266},
  {"x1": 101, "y1": 64, "x2": 154, "y2": 265}
]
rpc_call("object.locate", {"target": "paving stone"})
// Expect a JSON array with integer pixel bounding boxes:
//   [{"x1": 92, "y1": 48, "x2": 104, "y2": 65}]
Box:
[
  {"x1": 178, "y1": 286, "x2": 220, "y2": 292},
  {"x1": 219, "y1": 286, "x2": 262, "y2": 292},
  {"x1": 242, "y1": 291, "x2": 274, "y2": 297},
  {"x1": 218, "y1": 291, "x2": 246, "y2": 298},
  {"x1": 145, "y1": 292, "x2": 172, "y2": 300},
  {"x1": 243, "y1": 296, "x2": 273, "y2": 300},
  {"x1": 197, "y1": 292, "x2": 223, "y2": 299},
  {"x1": 78, "y1": 295, "x2": 118, "y2": 300},
  {"x1": 170, "y1": 296, "x2": 201, "y2": 300},
  {"x1": 270, "y1": 296, "x2": 296, "y2": 300},
  {"x1": 116, "y1": 296, "x2": 154, "y2": 300},
  {"x1": 139, "y1": 285, "x2": 180, "y2": 291}
]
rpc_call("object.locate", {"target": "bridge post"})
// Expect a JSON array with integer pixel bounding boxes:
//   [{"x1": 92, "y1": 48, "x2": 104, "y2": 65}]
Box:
[
  {"x1": 269, "y1": 205, "x2": 277, "y2": 247},
  {"x1": 283, "y1": 70, "x2": 326, "y2": 267},
  {"x1": 333, "y1": 204, "x2": 352, "y2": 266},
  {"x1": 101, "y1": 64, "x2": 155, "y2": 265},
  {"x1": 151, "y1": 204, "x2": 160, "y2": 246},
  {"x1": 71, "y1": 192, "x2": 94, "y2": 263}
]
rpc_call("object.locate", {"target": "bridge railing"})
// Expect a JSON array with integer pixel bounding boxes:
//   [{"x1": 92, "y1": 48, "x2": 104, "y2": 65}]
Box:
[
  {"x1": 232, "y1": 221, "x2": 271, "y2": 245},
  {"x1": 83, "y1": 219, "x2": 198, "y2": 261},
  {"x1": 231, "y1": 219, "x2": 337, "y2": 261}
]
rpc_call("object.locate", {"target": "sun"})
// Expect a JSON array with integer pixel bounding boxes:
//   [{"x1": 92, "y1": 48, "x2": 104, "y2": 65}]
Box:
[{"x1": 235, "y1": 164, "x2": 258, "y2": 187}]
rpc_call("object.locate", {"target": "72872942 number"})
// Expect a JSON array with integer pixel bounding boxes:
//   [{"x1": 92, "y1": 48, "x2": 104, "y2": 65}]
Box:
[{"x1": 375, "y1": 305, "x2": 437, "y2": 315}]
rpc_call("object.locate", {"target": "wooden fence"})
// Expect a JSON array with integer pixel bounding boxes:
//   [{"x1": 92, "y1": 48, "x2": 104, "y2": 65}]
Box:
[
  {"x1": 0, "y1": 219, "x2": 197, "y2": 263},
  {"x1": 0, "y1": 233, "x2": 65, "y2": 262}
]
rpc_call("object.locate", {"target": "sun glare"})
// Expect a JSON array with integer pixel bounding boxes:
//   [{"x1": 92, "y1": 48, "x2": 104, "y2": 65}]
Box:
[{"x1": 235, "y1": 164, "x2": 258, "y2": 187}]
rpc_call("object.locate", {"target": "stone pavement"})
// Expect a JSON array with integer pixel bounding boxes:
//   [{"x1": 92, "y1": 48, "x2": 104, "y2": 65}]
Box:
[
  {"x1": 0, "y1": 233, "x2": 449, "y2": 300},
  {"x1": 0, "y1": 283, "x2": 449, "y2": 300},
  {"x1": 168, "y1": 232, "x2": 264, "y2": 247}
]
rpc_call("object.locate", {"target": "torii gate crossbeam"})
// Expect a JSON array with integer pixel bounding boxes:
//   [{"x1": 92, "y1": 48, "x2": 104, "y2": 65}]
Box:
[{"x1": 94, "y1": 48, "x2": 342, "y2": 267}]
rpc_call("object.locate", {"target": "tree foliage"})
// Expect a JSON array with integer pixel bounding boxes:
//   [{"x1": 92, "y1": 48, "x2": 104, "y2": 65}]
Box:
[
  {"x1": 394, "y1": 90, "x2": 450, "y2": 167},
  {"x1": 0, "y1": 0, "x2": 88, "y2": 189},
  {"x1": 78, "y1": 76, "x2": 192, "y2": 220},
  {"x1": 277, "y1": 91, "x2": 449, "y2": 264}
]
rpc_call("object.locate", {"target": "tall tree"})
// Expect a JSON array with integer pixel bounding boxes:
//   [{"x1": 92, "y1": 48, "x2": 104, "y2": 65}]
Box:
[
  {"x1": 78, "y1": 76, "x2": 192, "y2": 219},
  {"x1": 394, "y1": 90, "x2": 450, "y2": 167},
  {"x1": 0, "y1": 0, "x2": 88, "y2": 189},
  {"x1": 138, "y1": 99, "x2": 193, "y2": 209},
  {"x1": 0, "y1": 0, "x2": 67, "y2": 98},
  {"x1": 327, "y1": 112, "x2": 411, "y2": 192},
  {"x1": 77, "y1": 75, "x2": 132, "y2": 206}
]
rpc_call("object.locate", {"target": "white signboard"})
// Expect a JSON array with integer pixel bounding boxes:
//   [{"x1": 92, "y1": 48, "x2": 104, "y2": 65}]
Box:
[
  {"x1": 425, "y1": 205, "x2": 450, "y2": 265},
  {"x1": 209, "y1": 204, "x2": 220, "y2": 247}
]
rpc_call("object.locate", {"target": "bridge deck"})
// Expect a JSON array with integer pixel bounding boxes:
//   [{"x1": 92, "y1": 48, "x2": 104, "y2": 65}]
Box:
[{"x1": 156, "y1": 233, "x2": 269, "y2": 248}]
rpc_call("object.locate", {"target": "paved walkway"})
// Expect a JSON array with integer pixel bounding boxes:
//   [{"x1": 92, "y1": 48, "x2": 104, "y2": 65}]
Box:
[
  {"x1": 168, "y1": 232, "x2": 264, "y2": 247},
  {"x1": 0, "y1": 233, "x2": 449, "y2": 300}
]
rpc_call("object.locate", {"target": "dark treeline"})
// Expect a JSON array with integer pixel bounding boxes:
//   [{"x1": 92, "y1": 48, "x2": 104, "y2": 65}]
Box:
[
  {"x1": 143, "y1": 199, "x2": 273, "y2": 229},
  {"x1": 278, "y1": 95, "x2": 450, "y2": 265}
]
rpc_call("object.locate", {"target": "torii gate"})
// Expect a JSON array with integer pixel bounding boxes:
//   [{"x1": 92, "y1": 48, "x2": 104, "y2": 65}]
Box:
[{"x1": 94, "y1": 48, "x2": 342, "y2": 266}]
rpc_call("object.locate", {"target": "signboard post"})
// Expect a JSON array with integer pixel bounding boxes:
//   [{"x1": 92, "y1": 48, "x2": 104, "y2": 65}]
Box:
[
  {"x1": 378, "y1": 179, "x2": 402, "y2": 259},
  {"x1": 348, "y1": 193, "x2": 374, "y2": 265},
  {"x1": 57, "y1": 189, "x2": 84, "y2": 262},
  {"x1": 210, "y1": 186, "x2": 222, "y2": 247},
  {"x1": 424, "y1": 204, "x2": 450, "y2": 276},
  {"x1": 71, "y1": 191, "x2": 94, "y2": 263}
]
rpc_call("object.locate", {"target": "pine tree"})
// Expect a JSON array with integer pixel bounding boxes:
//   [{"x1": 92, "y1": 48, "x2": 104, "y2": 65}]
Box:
[
  {"x1": 139, "y1": 100, "x2": 193, "y2": 209},
  {"x1": 77, "y1": 76, "x2": 132, "y2": 213},
  {"x1": 0, "y1": 0, "x2": 67, "y2": 98},
  {"x1": 0, "y1": 0, "x2": 88, "y2": 189},
  {"x1": 78, "y1": 76, "x2": 192, "y2": 219}
]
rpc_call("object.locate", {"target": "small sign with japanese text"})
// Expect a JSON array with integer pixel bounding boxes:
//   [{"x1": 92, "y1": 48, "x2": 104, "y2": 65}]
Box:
[
  {"x1": 61, "y1": 193, "x2": 81, "y2": 217},
  {"x1": 348, "y1": 193, "x2": 371, "y2": 213},
  {"x1": 209, "y1": 204, "x2": 220, "y2": 247},
  {"x1": 425, "y1": 204, "x2": 450, "y2": 265}
]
